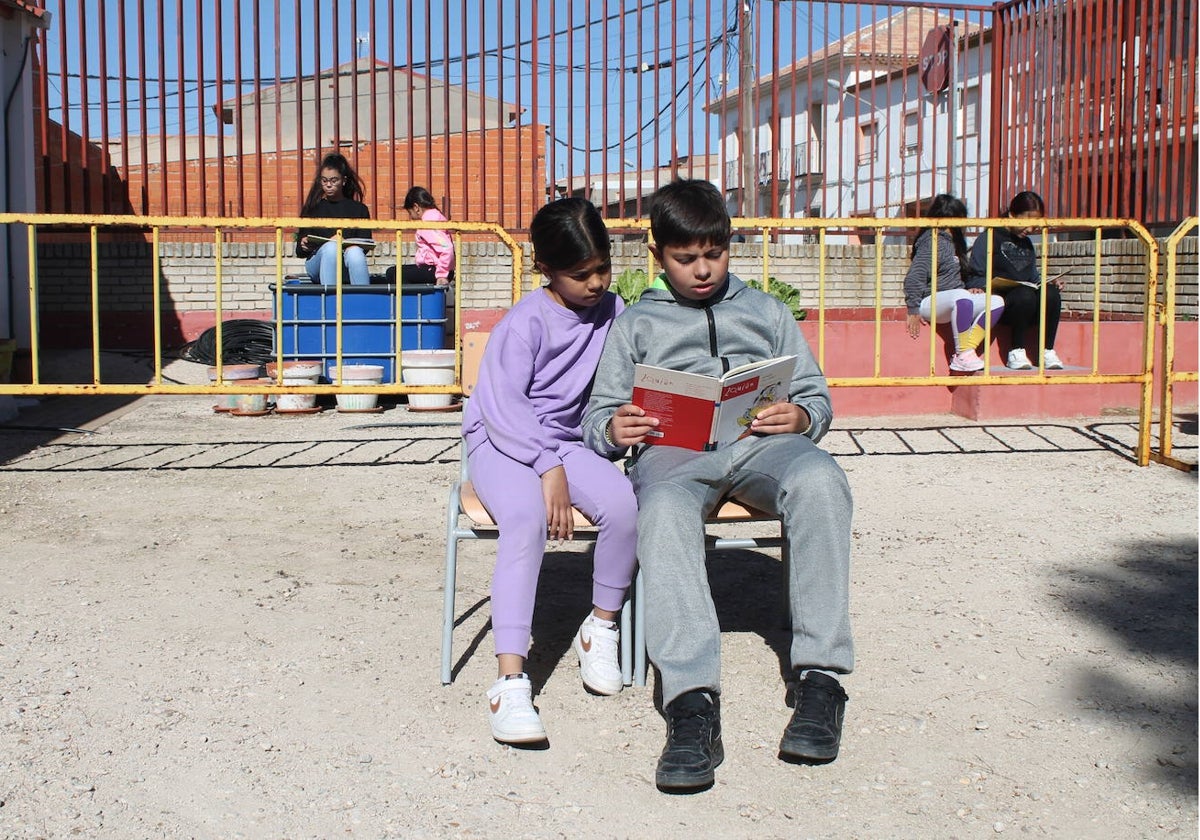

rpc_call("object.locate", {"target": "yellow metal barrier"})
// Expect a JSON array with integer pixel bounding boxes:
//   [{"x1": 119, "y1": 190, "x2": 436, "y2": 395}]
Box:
[
  {"x1": 1151, "y1": 217, "x2": 1199, "y2": 471},
  {"x1": 0, "y1": 213, "x2": 522, "y2": 400},
  {"x1": 2, "y1": 213, "x2": 1189, "y2": 469},
  {"x1": 606, "y1": 215, "x2": 1165, "y2": 466}
]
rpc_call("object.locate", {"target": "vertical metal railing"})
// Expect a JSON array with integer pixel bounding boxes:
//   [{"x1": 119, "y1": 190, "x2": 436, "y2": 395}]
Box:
[
  {"x1": 993, "y1": 0, "x2": 1196, "y2": 222},
  {"x1": 1152, "y1": 217, "x2": 1200, "y2": 471}
]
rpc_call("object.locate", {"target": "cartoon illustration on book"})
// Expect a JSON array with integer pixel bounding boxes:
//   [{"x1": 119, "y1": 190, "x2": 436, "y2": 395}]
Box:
[{"x1": 736, "y1": 383, "x2": 784, "y2": 429}]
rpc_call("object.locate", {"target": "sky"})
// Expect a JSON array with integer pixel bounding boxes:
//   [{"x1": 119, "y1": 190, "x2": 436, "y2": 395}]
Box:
[{"x1": 39, "y1": 0, "x2": 995, "y2": 176}]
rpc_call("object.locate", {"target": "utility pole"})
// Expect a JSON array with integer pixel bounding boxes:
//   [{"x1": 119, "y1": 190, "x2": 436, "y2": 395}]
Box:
[
  {"x1": 739, "y1": 1, "x2": 756, "y2": 218},
  {"x1": 946, "y1": 20, "x2": 958, "y2": 195}
]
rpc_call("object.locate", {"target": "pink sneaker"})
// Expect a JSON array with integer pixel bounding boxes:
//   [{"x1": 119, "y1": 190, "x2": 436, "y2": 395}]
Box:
[{"x1": 950, "y1": 350, "x2": 985, "y2": 373}]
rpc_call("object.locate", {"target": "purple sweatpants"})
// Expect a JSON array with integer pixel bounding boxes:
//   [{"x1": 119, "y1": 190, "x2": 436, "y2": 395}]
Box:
[{"x1": 467, "y1": 439, "x2": 638, "y2": 657}]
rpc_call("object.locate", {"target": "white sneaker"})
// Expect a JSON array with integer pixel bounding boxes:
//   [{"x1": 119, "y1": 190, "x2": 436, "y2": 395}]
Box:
[
  {"x1": 1043, "y1": 349, "x2": 1064, "y2": 369},
  {"x1": 573, "y1": 614, "x2": 623, "y2": 696},
  {"x1": 487, "y1": 675, "x2": 547, "y2": 744},
  {"x1": 1006, "y1": 348, "x2": 1034, "y2": 370}
]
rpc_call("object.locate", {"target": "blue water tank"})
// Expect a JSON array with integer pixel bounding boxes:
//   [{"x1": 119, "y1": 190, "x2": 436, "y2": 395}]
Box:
[{"x1": 271, "y1": 283, "x2": 447, "y2": 383}]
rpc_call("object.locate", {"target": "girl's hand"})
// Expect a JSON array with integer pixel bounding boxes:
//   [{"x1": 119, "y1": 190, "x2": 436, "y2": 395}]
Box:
[
  {"x1": 1050, "y1": 275, "x2": 1066, "y2": 289},
  {"x1": 748, "y1": 402, "x2": 811, "y2": 436},
  {"x1": 541, "y1": 465, "x2": 573, "y2": 541},
  {"x1": 299, "y1": 236, "x2": 310, "y2": 250},
  {"x1": 609, "y1": 404, "x2": 659, "y2": 447},
  {"x1": 906, "y1": 313, "x2": 924, "y2": 339}
]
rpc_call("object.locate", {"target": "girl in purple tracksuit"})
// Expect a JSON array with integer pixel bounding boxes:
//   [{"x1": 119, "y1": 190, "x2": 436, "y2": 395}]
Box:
[{"x1": 462, "y1": 197, "x2": 637, "y2": 745}]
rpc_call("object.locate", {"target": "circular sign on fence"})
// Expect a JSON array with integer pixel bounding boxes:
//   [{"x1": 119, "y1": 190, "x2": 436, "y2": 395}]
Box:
[{"x1": 919, "y1": 25, "x2": 953, "y2": 94}]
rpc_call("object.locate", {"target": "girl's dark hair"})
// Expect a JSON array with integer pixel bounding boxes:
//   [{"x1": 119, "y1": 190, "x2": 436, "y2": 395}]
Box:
[
  {"x1": 529, "y1": 197, "x2": 611, "y2": 272},
  {"x1": 1007, "y1": 190, "x2": 1045, "y2": 217},
  {"x1": 912, "y1": 193, "x2": 969, "y2": 270},
  {"x1": 402, "y1": 186, "x2": 438, "y2": 211},
  {"x1": 649, "y1": 178, "x2": 731, "y2": 249},
  {"x1": 300, "y1": 153, "x2": 365, "y2": 215}
]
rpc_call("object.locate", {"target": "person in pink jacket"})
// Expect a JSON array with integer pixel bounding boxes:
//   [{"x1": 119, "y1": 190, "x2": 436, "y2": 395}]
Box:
[{"x1": 401, "y1": 186, "x2": 455, "y2": 286}]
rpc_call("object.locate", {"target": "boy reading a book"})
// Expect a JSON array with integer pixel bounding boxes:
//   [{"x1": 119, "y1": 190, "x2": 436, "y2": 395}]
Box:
[{"x1": 583, "y1": 179, "x2": 854, "y2": 792}]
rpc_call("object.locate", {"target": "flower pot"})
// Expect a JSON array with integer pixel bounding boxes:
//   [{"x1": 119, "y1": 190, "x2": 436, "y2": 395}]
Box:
[
  {"x1": 275, "y1": 377, "x2": 320, "y2": 412},
  {"x1": 328, "y1": 364, "x2": 385, "y2": 412},
  {"x1": 208, "y1": 364, "x2": 262, "y2": 412},
  {"x1": 266, "y1": 360, "x2": 323, "y2": 380},
  {"x1": 268, "y1": 361, "x2": 321, "y2": 412},
  {"x1": 401, "y1": 349, "x2": 456, "y2": 409}
]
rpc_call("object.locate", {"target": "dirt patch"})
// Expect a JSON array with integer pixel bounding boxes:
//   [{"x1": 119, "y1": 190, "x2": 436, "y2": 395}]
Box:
[{"x1": 0, "y1": 360, "x2": 1196, "y2": 837}]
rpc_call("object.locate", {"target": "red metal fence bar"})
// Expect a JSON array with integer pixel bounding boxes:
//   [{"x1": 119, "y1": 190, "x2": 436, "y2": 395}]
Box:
[{"x1": 25, "y1": 0, "x2": 1197, "y2": 233}]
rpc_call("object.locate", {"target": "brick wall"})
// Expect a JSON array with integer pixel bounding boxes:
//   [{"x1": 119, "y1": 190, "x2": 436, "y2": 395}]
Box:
[
  {"x1": 37, "y1": 122, "x2": 548, "y2": 230},
  {"x1": 33, "y1": 235, "x2": 1198, "y2": 343}
]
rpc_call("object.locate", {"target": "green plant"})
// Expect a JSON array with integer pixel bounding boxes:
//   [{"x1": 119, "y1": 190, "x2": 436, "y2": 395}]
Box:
[
  {"x1": 613, "y1": 268, "x2": 651, "y2": 305},
  {"x1": 613, "y1": 267, "x2": 807, "y2": 321},
  {"x1": 746, "y1": 276, "x2": 807, "y2": 321}
]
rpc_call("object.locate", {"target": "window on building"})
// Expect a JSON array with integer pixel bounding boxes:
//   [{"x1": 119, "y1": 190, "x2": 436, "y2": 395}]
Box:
[
  {"x1": 963, "y1": 85, "x2": 981, "y2": 136},
  {"x1": 857, "y1": 120, "x2": 878, "y2": 166},
  {"x1": 903, "y1": 110, "x2": 920, "y2": 156}
]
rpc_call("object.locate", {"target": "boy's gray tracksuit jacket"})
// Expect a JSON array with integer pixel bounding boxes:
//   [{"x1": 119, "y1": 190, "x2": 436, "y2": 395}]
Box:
[{"x1": 582, "y1": 273, "x2": 833, "y2": 452}]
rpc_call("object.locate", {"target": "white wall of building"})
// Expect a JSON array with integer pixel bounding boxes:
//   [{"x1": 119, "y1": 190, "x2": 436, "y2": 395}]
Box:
[
  {"x1": 715, "y1": 27, "x2": 994, "y2": 246},
  {"x1": 0, "y1": 7, "x2": 47, "y2": 346}
]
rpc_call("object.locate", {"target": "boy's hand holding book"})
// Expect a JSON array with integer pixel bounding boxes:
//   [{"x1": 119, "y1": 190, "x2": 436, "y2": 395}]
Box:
[
  {"x1": 747, "y1": 402, "x2": 811, "y2": 436},
  {"x1": 607, "y1": 405, "x2": 660, "y2": 447}
]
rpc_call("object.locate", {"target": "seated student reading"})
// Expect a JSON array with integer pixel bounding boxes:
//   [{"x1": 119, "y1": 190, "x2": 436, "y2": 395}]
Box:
[
  {"x1": 295, "y1": 153, "x2": 373, "y2": 286},
  {"x1": 583, "y1": 179, "x2": 854, "y2": 793},
  {"x1": 966, "y1": 190, "x2": 1067, "y2": 370},
  {"x1": 902, "y1": 193, "x2": 1004, "y2": 373}
]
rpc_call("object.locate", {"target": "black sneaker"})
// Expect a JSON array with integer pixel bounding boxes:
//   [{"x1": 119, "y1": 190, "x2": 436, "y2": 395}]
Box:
[
  {"x1": 779, "y1": 670, "x2": 848, "y2": 763},
  {"x1": 656, "y1": 690, "x2": 724, "y2": 791}
]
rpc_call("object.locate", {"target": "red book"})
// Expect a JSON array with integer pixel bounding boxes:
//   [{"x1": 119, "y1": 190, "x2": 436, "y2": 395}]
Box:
[{"x1": 631, "y1": 355, "x2": 797, "y2": 451}]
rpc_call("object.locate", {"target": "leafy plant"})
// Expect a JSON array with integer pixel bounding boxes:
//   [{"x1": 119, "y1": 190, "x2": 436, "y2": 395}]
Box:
[
  {"x1": 613, "y1": 267, "x2": 807, "y2": 321},
  {"x1": 746, "y1": 275, "x2": 807, "y2": 321},
  {"x1": 613, "y1": 268, "x2": 651, "y2": 305}
]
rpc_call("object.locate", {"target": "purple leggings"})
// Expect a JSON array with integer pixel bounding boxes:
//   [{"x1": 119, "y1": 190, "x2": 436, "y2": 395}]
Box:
[{"x1": 467, "y1": 439, "x2": 638, "y2": 657}]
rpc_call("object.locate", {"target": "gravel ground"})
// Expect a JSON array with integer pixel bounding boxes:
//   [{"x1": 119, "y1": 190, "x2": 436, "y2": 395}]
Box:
[{"x1": 0, "y1": 352, "x2": 1196, "y2": 838}]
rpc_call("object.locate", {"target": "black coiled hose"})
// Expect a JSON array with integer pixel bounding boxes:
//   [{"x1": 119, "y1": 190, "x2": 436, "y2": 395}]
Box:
[{"x1": 178, "y1": 319, "x2": 276, "y2": 365}]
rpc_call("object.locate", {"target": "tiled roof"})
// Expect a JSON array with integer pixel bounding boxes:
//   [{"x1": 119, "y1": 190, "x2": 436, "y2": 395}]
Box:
[{"x1": 0, "y1": 0, "x2": 51, "y2": 23}]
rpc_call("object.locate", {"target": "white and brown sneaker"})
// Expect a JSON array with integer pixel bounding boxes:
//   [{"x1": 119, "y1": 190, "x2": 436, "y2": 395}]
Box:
[
  {"x1": 486, "y1": 674, "x2": 547, "y2": 744},
  {"x1": 573, "y1": 614, "x2": 623, "y2": 695}
]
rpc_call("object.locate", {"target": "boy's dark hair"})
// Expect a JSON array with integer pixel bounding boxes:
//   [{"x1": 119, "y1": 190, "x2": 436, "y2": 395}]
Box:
[
  {"x1": 649, "y1": 179, "x2": 731, "y2": 249},
  {"x1": 529, "y1": 196, "x2": 611, "y2": 271}
]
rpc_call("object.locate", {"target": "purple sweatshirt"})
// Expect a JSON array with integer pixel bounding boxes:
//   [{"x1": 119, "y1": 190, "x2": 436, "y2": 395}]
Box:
[{"x1": 463, "y1": 288, "x2": 623, "y2": 476}]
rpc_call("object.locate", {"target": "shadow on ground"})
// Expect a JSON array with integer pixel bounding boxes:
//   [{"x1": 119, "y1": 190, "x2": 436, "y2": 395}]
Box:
[
  {"x1": 523, "y1": 547, "x2": 791, "y2": 705},
  {"x1": 1053, "y1": 538, "x2": 1198, "y2": 793}
]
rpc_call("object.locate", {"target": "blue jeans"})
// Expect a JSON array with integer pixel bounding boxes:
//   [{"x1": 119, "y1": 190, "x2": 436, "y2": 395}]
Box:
[{"x1": 305, "y1": 240, "x2": 369, "y2": 286}]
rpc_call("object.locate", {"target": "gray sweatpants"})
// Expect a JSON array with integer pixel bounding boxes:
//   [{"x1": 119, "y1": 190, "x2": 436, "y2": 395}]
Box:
[{"x1": 628, "y1": 433, "x2": 854, "y2": 706}]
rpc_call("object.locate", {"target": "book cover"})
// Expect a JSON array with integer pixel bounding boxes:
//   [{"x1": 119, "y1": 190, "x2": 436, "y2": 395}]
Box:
[
  {"x1": 306, "y1": 234, "x2": 377, "y2": 248},
  {"x1": 989, "y1": 269, "x2": 1070, "y2": 291},
  {"x1": 631, "y1": 355, "x2": 797, "y2": 451}
]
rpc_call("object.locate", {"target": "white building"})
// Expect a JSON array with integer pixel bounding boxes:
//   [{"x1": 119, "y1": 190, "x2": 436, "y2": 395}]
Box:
[
  {"x1": 0, "y1": 0, "x2": 51, "y2": 359},
  {"x1": 709, "y1": 8, "x2": 994, "y2": 244}
]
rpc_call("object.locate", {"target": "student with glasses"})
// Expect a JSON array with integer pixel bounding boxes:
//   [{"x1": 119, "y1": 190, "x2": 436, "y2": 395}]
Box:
[{"x1": 296, "y1": 153, "x2": 373, "y2": 286}]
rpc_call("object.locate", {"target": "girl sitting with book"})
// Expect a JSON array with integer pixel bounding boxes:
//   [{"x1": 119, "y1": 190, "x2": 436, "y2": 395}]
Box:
[
  {"x1": 295, "y1": 153, "x2": 373, "y2": 286},
  {"x1": 966, "y1": 190, "x2": 1066, "y2": 370}
]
